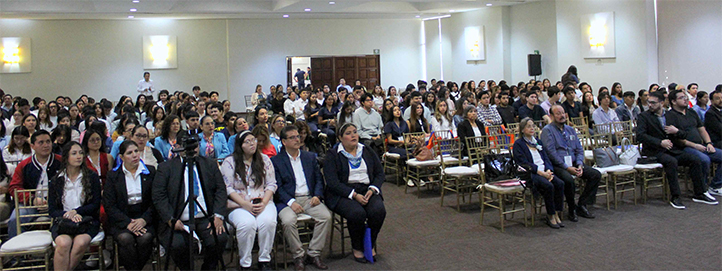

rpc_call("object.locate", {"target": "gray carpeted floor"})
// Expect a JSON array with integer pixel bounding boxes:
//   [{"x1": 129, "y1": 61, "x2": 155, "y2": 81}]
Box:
[{"x1": 318, "y1": 181, "x2": 722, "y2": 270}]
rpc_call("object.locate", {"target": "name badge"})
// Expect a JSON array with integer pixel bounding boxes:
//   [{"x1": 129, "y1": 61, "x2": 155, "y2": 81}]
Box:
[
  {"x1": 397, "y1": 136, "x2": 404, "y2": 142},
  {"x1": 564, "y1": 155, "x2": 573, "y2": 167}
]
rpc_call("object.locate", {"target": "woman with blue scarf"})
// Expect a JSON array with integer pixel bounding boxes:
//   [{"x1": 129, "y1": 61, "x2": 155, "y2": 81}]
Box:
[
  {"x1": 323, "y1": 123, "x2": 386, "y2": 263},
  {"x1": 512, "y1": 118, "x2": 565, "y2": 229},
  {"x1": 103, "y1": 140, "x2": 156, "y2": 270}
]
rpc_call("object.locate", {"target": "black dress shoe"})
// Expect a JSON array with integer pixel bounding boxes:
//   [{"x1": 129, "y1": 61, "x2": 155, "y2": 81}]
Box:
[
  {"x1": 557, "y1": 221, "x2": 565, "y2": 228},
  {"x1": 294, "y1": 257, "x2": 306, "y2": 271},
  {"x1": 354, "y1": 256, "x2": 368, "y2": 264},
  {"x1": 576, "y1": 205, "x2": 595, "y2": 219},
  {"x1": 305, "y1": 255, "x2": 328, "y2": 270},
  {"x1": 545, "y1": 218, "x2": 560, "y2": 229},
  {"x1": 567, "y1": 209, "x2": 579, "y2": 222},
  {"x1": 259, "y1": 261, "x2": 273, "y2": 271}
]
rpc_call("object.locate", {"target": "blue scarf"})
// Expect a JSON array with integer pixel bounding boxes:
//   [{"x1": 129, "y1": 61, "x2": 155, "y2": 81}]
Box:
[{"x1": 339, "y1": 144, "x2": 364, "y2": 169}]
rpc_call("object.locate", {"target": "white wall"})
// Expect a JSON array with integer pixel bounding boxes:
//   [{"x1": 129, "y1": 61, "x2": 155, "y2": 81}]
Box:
[
  {"x1": 510, "y1": 0, "x2": 558, "y2": 84},
  {"x1": 440, "y1": 7, "x2": 507, "y2": 83},
  {"x1": 555, "y1": 0, "x2": 652, "y2": 93},
  {"x1": 0, "y1": 18, "x2": 423, "y2": 111},
  {"x1": 657, "y1": 0, "x2": 722, "y2": 91}
]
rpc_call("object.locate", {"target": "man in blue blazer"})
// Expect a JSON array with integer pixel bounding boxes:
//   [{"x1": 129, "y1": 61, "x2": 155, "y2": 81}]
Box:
[{"x1": 272, "y1": 125, "x2": 331, "y2": 271}]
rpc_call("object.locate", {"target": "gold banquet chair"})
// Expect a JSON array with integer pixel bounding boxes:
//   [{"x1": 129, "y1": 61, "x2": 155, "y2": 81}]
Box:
[
  {"x1": 477, "y1": 134, "x2": 528, "y2": 232},
  {"x1": 438, "y1": 137, "x2": 479, "y2": 211},
  {"x1": 404, "y1": 132, "x2": 446, "y2": 196},
  {"x1": 0, "y1": 189, "x2": 53, "y2": 271}
]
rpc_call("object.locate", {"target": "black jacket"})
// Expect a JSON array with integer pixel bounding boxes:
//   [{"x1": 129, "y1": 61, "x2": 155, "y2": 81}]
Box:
[
  {"x1": 456, "y1": 119, "x2": 487, "y2": 156},
  {"x1": 152, "y1": 156, "x2": 227, "y2": 242},
  {"x1": 323, "y1": 143, "x2": 384, "y2": 210},
  {"x1": 104, "y1": 164, "x2": 156, "y2": 235},
  {"x1": 636, "y1": 110, "x2": 684, "y2": 156}
]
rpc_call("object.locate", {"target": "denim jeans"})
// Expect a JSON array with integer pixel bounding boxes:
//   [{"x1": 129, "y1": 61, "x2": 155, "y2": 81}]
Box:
[
  {"x1": 683, "y1": 147, "x2": 722, "y2": 189},
  {"x1": 7, "y1": 204, "x2": 40, "y2": 238}
]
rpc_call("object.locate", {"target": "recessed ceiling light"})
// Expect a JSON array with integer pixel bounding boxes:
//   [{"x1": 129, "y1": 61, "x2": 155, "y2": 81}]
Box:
[
  {"x1": 130, "y1": 8, "x2": 137, "y2": 12},
  {"x1": 132, "y1": 0, "x2": 139, "y2": 3},
  {"x1": 415, "y1": 15, "x2": 421, "y2": 18},
  {"x1": 329, "y1": 1, "x2": 335, "y2": 4},
  {"x1": 128, "y1": 15, "x2": 134, "y2": 18},
  {"x1": 486, "y1": 3, "x2": 492, "y2": 6},
  {"x1": 449, "y1": 10, "x2": 455, "y2": 12},
  {"x1": 283, "y1": 14, "x2": 289, "y2": 18},
  {"x1": 304, "y1": 8, "x2": 311, "y2": 12}
]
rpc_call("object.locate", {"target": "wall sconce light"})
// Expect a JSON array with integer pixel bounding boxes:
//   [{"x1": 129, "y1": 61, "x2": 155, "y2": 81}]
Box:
[
  {"x1": 143, "y1": 35, "x2": 177, "y2": 69},
  {"x1": 150, "y1": 44, "x2": 169, "y2": 61},
  {"x1": 1, "y1": 37, "x2": 31, "y2": 73},
  {"x1": 588, "y1": 23, "x2": 607, "y2": 47},
  {"x1": 2, "y1": 47, "x2": 20, "y2": 64}
]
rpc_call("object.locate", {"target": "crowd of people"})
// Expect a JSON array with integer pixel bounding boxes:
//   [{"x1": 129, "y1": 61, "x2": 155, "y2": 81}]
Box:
[{"x1": 0, "y1": 66, "x2": 720, "y2": 269}]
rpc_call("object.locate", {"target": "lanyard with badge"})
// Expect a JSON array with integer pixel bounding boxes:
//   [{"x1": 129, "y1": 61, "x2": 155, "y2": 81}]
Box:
[{"x1": 559, "y1": 128, "x2": 574, "y2": 167}]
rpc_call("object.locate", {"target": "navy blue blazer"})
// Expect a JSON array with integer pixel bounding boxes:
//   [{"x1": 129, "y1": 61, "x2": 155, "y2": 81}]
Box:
[
  {"x1": 271, "y1": 148, "x2": 325, "y2": 212},
  {"x1": 323, "y1": 143, "x2": 384, "y2": 210},
  {"x1": 512, "y1": 138, "x2": 553, "y2": 174}
]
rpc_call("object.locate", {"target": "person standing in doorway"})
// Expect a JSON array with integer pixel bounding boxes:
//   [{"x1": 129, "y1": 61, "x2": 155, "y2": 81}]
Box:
[{"x1": 295, "y1": 69, "x2": 306, "y2": 89}]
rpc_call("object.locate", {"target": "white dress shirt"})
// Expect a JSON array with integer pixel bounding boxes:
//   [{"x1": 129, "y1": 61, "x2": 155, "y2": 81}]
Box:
[
  {"x1": 284, "y1": 99, "x2": 296, "y2": 116},
  {"x1": 61, "y1": 171, "x2": 84, "y2": 212},
  {"x1": 137, "y1": 79, "x2": 154, "y2": 96},
  {"x1": 180, "y1": 164, "x2": 208, "y2": 221},
  {"x1": 122, "y1": 164, "x2": 143, "y2": 205},
  {"x1": 286, "y1": 151, "x2": 309, "y2": 206},
  {"x1": 294, "y1": 98, "x2": 308, "y2": 120}
]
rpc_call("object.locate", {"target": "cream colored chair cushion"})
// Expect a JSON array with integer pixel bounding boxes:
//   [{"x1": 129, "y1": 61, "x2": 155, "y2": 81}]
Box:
[
  {"x1": 634, "y1": 163, "x2": 663, "y2": 170},
  {"x1": 0, "y1": 230, "x2": 52, "y2": 253},
  {"x1": 443, "y1": 166, "x2": 478, "y2": 177}
]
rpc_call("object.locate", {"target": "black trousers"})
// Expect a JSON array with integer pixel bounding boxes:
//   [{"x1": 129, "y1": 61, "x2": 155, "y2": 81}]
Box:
[
  {"x1": 115, "y1": 229, "x2": 154, "y2": 270},
  {"x1": 553, "y1": 164, "x2": 601, "y2": 210},
  {"x1": 530, "y1": 174, "x2": 565, "y2": 215},
  {"x1": 656, "y1": 152, "x2": 706, "y2": 196},
  {"x1": 332, "y1": 185, "x2": 386, "y2": 252},
  {"x1": 168, "y1": 219, "x2": 229, "y2": 271}
]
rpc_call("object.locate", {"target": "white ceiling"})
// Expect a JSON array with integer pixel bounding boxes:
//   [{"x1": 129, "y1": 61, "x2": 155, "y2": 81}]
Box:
[{"x1": 0, "y1": 0, "x2": 530, "y2": 20}]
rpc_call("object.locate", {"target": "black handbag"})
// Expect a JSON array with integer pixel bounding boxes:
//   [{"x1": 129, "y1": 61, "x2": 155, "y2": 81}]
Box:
[
  {"x1": 56, "y1": 216, "x2": 93, "y2": 235},
  {"x1": 483, "y1": 153, "x2": 517, "y2": 182}
]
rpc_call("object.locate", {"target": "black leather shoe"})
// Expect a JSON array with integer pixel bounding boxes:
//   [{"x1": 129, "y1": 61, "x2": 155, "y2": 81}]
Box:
[
  {"x1": 576, "y1": 205, "x2": 595, "y2": 219},
  {"x1": 354, "y1": 256, "x2": 368, "y2": 264},
  {"x1": 305, "y1": 255, "x2": 328, "y2": 270},
  {"x1": 557, "y1": 221, "x2": 565, "y2": 228},
  {"x1": 567, "y1": 209, "x2": 578, "y2": 222},
  {"x1": 545, "y1": 218, "x2": 560, "y2": 229},
  {"x1": 294, "y1": 257, "x2": 305, "y2": 271},
  {"x1": 259, "y1": 261, "x2": 273, "y2": 271}
]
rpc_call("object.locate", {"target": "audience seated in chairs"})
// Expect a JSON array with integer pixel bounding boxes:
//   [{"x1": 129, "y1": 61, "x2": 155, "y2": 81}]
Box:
[
  {"x1": 221, "y1": 130, "x2": 278, "y2": 271},
  {"x1": 636, "y1": 91, "x2": 710, "y2": 208},
  {"x1": 8, "y1": 130, "x2": 62, "y2": 239},
  {"x1": 664, "y1": 89, "x2": 722, "y2": 201},
  {"x1": 323, "y1": 123, "x2": 386, "y2": 264},
  {"x1": 103, "y1": 140, "x2": 156, "y2": 270},
  {"x1": 541, "y1": 105, "x2": 602, "y2": 222},
  {"x1": 353, "y1": 93, "x2": 385, "y2": 157},
  {"x1": 48, "y1": 142, "x2": 102, "y2": 271},
  {"x1": 513, "y1": 118, "x2": 565, "y2": 229},
  {"x1": 198, "y1": 115, "x2": 231, "y2": 160},
  {"x1": 272, "y1": 125, "x2": 331, "y2": 271},
  {"x1": 705, "y1": 90, "x2": 722, "y2": 149},
  {"x1": 456, "y1": 105, "x2": 487, "y2": 158}
]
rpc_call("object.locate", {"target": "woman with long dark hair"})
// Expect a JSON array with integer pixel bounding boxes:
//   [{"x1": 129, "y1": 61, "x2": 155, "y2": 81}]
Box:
[
  {"x1": 37, "y1": 107, "x2": 55, "y2": 131},
  {"x1": 83, "y1": 128, "x2": 114, "y2": 186},
  {"x1": 408, "y1": 102, "x2": 429, "y2": 133},
  {"x1": 319, "y1": 93, "x2": 340, "y2": 145},
  {"x1": 154, "y1": 114, "x2": 183, "y2": 160},
  {"x1": 145, "y1": 106, "x2": 165, "y2": 140},
  {"x1": 637, "y1": 89, "x2": 649, "y2": 112},
  {"x1": 49, "y1": 142, "x2": 102, "y2": 271},
  {"x1": 611, "y1": 82, "x2": 623, "y2": 108},
  {"x1": 253, "y1": 107, "x2": 270, "y2": 131},
  {"x1": 581, "y1": 92, "x2": 598, "y2": 130},
  {"x1": 323, "y1": 123, "x2": 385, "y2": 263},
  {"x1": 135, "y1": 94, "x2": 147, "y2": 115},
  {"x1": 222, "y1": 131, "x2": 278, "y2": 270},
  {"x1": 104, "y1": 140, "x2": 156, "y2": 271},
  {"x1": 51, "y1": 125, "x2": 72, "y2": 155},
  {"x1": 337, "y1": 102, "x2": 355, "y2": 128},
  {"x1": 3, "y1": 126, "x2": 32, "y2": 174}
]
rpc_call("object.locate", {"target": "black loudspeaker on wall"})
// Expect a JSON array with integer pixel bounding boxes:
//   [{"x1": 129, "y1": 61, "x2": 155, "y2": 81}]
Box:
[{"x1": 528, "y1": 54, "x2": 542, "y2": 76}]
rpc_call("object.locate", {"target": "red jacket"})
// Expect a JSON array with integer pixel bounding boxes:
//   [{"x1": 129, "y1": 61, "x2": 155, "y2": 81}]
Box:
[{"x1": 9, "y1": 154, "x2": 63, "y2": 204}]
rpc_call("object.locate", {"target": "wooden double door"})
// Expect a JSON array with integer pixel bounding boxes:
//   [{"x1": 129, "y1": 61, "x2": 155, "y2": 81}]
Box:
[{"x1": 308, "y1": 55, "x2": 380, "y2": 91}]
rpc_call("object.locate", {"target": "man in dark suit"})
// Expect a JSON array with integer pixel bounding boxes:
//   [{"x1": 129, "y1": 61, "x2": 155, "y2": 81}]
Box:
[
  {"x1": 272, "y1": 126, "x2": 330, "y2": 271},
  {"x1": 152, "y1": 137, "x2": 228, "y2": 270},
  {"x1": 637, "y1": 91, "x2": 708, "y2": 209}
]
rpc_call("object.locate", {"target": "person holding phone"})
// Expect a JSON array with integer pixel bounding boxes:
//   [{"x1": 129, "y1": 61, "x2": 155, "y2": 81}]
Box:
[
  {"x1": 323, "y1": 123, "x2": 386, "y2": 263},
  {"x1": 221, "y1": 130, "x2": 278, "y2": 271}
]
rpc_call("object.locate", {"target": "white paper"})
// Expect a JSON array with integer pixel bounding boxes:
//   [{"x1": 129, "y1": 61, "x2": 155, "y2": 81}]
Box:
[{"x1": 564, "y1": 155, "x2": 573, "y2": 167}]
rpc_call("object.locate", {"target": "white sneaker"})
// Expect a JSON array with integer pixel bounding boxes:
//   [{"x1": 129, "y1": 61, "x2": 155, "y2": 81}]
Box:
[
  {"x1": 407, "y1": 179, "x2": 415, "y2": 187},
  {"x1": 419, "y1": 180, "x2": 426, "y2": 186},
  {"x1": 708, "y1": 187, "x2": 722, "y2": 197}
]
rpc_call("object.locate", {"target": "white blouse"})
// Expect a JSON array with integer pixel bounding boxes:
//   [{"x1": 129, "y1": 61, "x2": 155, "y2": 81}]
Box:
[
  {"x1": 529, "y1": 148, "x2": 546, "y2": 171},
  {"x1": 220, "y1": 155, "x2": 278, "y2": 201},
  {"x1": 122, "y1": 165, "x2": 143, "y2": 205},
  {"x1": 348, "y1": 159, "x2": 370, "y2": 185},
  {"x1": 2, "y1": 146, "x2": 33, "y2": 175},
  {"x1": 61, "y1": 172, "x2": 85, "y2": 212}
]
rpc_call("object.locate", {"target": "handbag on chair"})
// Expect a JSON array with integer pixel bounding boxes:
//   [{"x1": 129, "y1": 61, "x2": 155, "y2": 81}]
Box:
[
  {"x1": 618, "y1": 138, "x2": 641, "y2": 166},
  {"x1": 412, "y1": 137, "x2": 433, "y2": 161},
  {"x1": 483, "y1": 153, "x2": 516, "y2": 182}
]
